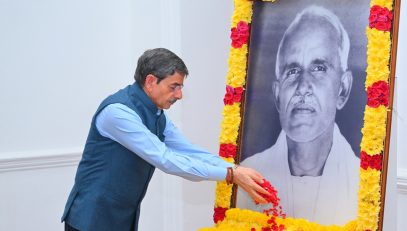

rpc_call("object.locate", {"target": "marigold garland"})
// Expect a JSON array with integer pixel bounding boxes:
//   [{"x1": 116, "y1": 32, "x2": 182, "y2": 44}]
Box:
[{"x1": 202, "y1": 0, "x2": 395, "y2": 230}]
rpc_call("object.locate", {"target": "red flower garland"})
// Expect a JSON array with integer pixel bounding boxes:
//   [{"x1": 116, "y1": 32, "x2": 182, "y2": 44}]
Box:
[
  {"x1": 213, "y1": 207, "x2": 228, "y2": 224},
  {"x1": 360, "y1": 151, "x2": 382, "y2": 171},
  {"x1": 231, "y1": 21, "x2": 250, "y2": 48},
  {"x1": 219, "y1": 143, "x2": 237, "y2": 158},
  {"x1": 223, "y1": 85, "x2": 244, "y2": 105},
  {"x1": 369, "y1": 5, "x2": 393, "y2": 31},
  {"x1": 367, "y1": 80, "x2": 389, "y2": 107}
]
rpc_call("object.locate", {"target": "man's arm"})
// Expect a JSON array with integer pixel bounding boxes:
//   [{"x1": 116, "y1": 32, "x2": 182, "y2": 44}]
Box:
[
  {"x1": 96, "y1": 103, "x2": 226, "y2": 181},
  {"x1": 97, "y1": 103, "x2": 269, "y2": 203},
  {"x1": 163, "y1": 113, "x2": 231, "y2": 168}
]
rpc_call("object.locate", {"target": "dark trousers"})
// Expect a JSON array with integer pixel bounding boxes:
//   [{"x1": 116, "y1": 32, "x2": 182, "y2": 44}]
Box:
[{"x1": 65, "y1": 223, "x2": 80, "y2": 231}]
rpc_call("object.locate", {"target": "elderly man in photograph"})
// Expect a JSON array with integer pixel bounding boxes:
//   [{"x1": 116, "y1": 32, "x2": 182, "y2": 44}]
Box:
[{"x1": 237, "y1": 6, "x2": 360, "y2": 225}]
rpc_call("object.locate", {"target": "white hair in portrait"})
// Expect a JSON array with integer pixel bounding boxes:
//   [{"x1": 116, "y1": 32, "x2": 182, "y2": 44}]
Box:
[{"x1": 275, "y1": 5, "x2": 351, "y2": 79}]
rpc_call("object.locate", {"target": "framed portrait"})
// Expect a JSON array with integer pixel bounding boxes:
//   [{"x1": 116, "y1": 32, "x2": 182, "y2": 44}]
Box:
[{"x1": 207, "y1": 0, "x2": 401, "y2": 230}]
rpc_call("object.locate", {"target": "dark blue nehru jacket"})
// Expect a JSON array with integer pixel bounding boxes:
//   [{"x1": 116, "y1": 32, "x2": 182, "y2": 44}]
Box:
[{"x1": 62, "y1": 83, "x2": 166, "y2": 231}]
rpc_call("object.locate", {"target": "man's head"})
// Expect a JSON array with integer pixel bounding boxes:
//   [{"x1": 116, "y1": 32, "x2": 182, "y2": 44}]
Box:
[
  {"x1": 134, "y1": 48, "x2": 189, "y2": 109},
  {"x1": 273, "y1": 6, "x2": 352, "y2": 142}
]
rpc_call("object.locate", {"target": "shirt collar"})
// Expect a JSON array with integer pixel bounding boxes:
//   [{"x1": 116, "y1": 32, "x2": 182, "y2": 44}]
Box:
[{"x1": 131, "y1": 83, "x2": 163, "y2": 116}]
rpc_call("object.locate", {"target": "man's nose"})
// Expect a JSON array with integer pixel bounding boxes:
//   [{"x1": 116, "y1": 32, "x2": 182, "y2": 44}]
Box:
[
  {"x1": 295, "y1": 72, "x2": 313, "y2": 96},
  {"x1": 174, "y1": 89, "x2": 183, "y2": 99}
]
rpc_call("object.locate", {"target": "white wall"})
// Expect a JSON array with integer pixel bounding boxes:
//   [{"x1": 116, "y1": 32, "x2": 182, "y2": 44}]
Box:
[
  {"x1": 179, "y1": 1, "x2": 234, "y2": 230},
  {"x1": 395, "y1": 0, "x2": 407, "y2": 230},
  {"x1": 395, "y1": 0, "x2": 407, "y2": 169},
  {"x1": 0, "y1": 0, "x2": 170, "y2": 230},
  {"x1": 0, "y1": 0, "x2": 406, "y2": 231},
  {"x1": 0, "y1": 0, "x2": 163, "y2": 155}
]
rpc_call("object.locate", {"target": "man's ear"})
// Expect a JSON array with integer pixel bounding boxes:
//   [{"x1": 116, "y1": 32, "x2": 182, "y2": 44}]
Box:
[
  {"x1": 272, "y1": 81, "x2": 281, "y2": 112},
  {"x1": 336, "y1": 70, "x2": 353, "y2": 110},
  {"x1": 144, "y1": 74, "x2": 156, "y2": 92}
]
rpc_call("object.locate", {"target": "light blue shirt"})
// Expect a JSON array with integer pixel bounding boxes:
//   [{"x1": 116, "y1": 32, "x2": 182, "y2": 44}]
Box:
[{"x1": 96, "y1": 103, "x2": 232, "y2": 181}]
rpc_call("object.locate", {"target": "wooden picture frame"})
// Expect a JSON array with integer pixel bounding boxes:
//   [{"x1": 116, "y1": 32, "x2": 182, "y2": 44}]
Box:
[{"x1": 207, "y1": 0, "x2": 401, "y2": 230}]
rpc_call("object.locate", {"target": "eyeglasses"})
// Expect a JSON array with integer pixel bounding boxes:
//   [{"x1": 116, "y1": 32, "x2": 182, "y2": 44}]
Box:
[{"x1": 169, "y1": 84, "x2": 183, "y2": 92}]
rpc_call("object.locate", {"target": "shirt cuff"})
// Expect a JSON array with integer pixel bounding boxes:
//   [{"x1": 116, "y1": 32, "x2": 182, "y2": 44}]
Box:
[{"x1": 208, "y1": 163, "x2": 233, "y2": 181}]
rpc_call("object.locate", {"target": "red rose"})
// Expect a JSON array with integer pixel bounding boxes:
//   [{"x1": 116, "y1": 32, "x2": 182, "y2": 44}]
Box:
[
  {"x1": 223, "y1": 85, "x2": 245, "y2": 105},
  {"x1": 225, "y1": 144, "x2": 237, "y2": 157},
  {"x1": 370, "y1": 5, "x2": 382, "y2": 13},
  {"x1": 223, "y1": 92, "x2": 234, "y2": 105},
  {"x1": 235, "y1": 86, "x2": 244, "y2": 94},
  {"x1": 369, "y1": 5, "x2": 393, "y2": 31},
  {"x1": 230, "y1": 21, "x2": 250, "y2": 48},
  {"x1": 376, "y1": 21, "x2": 391, "y2": 31},
  {"x1": 369, "y1": 13, "x2": 378, "y2": 23},
  {"x1": 230, "y1": 27, "x2": 239, "y2": 40},
  {"x1": 360, "y1": 151, "x2": 382, "y2": 170},
  {"x1": 223, "y1": 85, "x2": 234, "y2": 105},
  {"x1": 367, "y1": 81, "x2": 389, "y2": 107},
  {"x1": 377, "y1": 14, "x2": 389, "y2": 22},
  {"x1": 233, "y1": 87, "x2": 244, "y2": 103},
  {"x1": 219, "y1": 144, "x2": 237, "y2": 158},
  {"x1": 219, "y1": 145, "x2": 227, "y2": 157},
  {"x1": 233, "y1": 94, "x2": 242, "y2": 102},
  {"x1": 213, "y1": 207, "x2": 228, "y2": 223}
]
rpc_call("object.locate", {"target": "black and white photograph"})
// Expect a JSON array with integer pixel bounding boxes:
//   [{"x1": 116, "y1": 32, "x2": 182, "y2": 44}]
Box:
[{"x1": 236, "y1": 0, "x2": 370, "y2": 225}]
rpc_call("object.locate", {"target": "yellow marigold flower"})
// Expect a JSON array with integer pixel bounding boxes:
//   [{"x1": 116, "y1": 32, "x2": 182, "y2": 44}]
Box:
[
  {"x1": 370, "y1": 0, "x2": 393, "y2": 10},
  {"x1": 344, "y1": 220, "x2": 358, "y2": 231},
  {"x1": 360, "y1": 106, "x2": 387, "y2": 155},
  {"x1": 223, "y1": 103, "x2": 241, "y2": 115},
  {"x1": 230, "y1": 74, "x2": 246, "y2": 87},
  {"x1": 226, "y1": 208, "x2": 269, "y2": 226},
  {"x1": 357, "y1": 169, "x2": 381, "y2": 230},
  {"x1": 231, "y1": 0, "x2": 253, "y2": 26},
  {"x1": 219, "y1": 128, "x2": 239, "y2": 144},
  {"x1": 221, "y1": 157, "x2": 235, "y2": 163},
  {"x1": 365, "y1": 28, "x2": 391, "y2": 88},
  {"x1": 228, "y1": 46, "x2": 247, "y2": 66},
  {"x1": 227, "y1": 44, "x2": 248, "y2": 87},
  {"x1": 215, "y1": 181, "x2": 233, "y2": 208}
]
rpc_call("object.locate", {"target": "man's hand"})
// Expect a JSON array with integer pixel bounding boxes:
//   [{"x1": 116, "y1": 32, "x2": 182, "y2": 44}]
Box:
[{"x1": 232, "y1": 166, "x2": 270, "y2": 204}]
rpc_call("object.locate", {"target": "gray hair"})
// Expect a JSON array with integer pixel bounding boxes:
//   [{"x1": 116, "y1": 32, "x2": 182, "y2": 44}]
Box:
[
  {"x1": 275, "y1": 5, "x2": 350, "y2": 78},
  {"x1": 134, "y1": 48, "x2": 189, "y2": 86}
]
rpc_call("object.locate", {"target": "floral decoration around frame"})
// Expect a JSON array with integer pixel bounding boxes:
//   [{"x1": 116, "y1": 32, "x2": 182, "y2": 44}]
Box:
[{"x1": 199, "y1": 0, "x2": 400, "y2": 230}]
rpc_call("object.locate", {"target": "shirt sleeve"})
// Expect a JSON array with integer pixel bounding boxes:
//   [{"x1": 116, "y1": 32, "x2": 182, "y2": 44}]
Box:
[
  {"x1": 163, "y1": 112, "x2": 232, "y2": 169},
  {"x1": 96, "y1": 103, "x2": 229, "y2": 181}
]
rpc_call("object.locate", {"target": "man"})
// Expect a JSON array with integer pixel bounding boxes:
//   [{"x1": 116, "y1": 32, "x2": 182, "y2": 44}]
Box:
[
  {"x1": 237, "y1": 6, "x2": 360, "y2": 225},
  {"x1": 62, "y1": 48, "x2": 269, "y2": 231}
]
